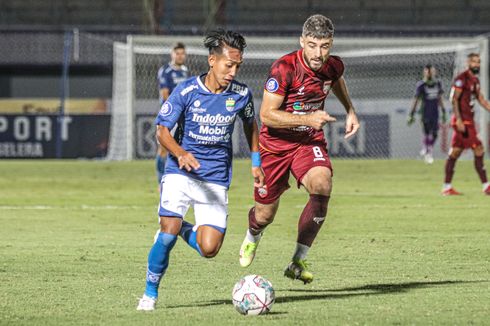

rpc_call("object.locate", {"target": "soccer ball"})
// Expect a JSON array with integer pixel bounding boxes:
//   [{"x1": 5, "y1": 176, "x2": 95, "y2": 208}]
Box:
[{"x1": 232, "y1": 274, "x2": 275, "y2": 315}]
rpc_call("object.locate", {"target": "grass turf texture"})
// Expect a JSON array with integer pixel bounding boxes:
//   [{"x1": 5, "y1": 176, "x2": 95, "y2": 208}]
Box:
[{"x1": 0, "y1": 159, "x2": 489, "y2": 325}]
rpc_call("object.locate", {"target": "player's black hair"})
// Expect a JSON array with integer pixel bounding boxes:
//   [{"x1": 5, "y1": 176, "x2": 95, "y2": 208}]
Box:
[
  {"x1": 173, "y1": 42, "x2": 185, "y2": 51},
  {"x1": 203, "y1": 29, "x2": 247, "y2": 55},
  {"x1": 302, "y1": 14, "x2": 334, "y2": 39},
  {"x1": 467, "y1": 52, "x2": 480, "y2": 59},
  {"x1": 424, "y1": 64, "x2": 433, "y2": 69}
]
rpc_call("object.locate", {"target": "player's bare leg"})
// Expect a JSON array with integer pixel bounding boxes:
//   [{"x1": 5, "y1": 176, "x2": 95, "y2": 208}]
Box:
[
  {"x1": 442, "y1": 147, "x2": 463, "y2": 195},
  {"x1": 284, "y1": 166, "x2": 332, "y2": 284},
  {"x1": 239, "y1": 200, "x2": 278, "y2": 267},
  {"x1": 471, "y1": 145, "x2": 490, "y2": 194},
  {"x1": 196, "y1": 225, "x2": 225, "y2": 258}
]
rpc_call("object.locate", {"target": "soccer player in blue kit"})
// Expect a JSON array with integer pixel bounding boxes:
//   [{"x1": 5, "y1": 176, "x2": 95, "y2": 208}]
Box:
[
  {"x1": 137, "y1": 30, "x2": 264, "y2": 311},
  {"x1": 156, "y1": 42, "x2": 189, "y2": 185},
  {"x1": 408, "y1": 64, "x2": 446, "y2": 164}
]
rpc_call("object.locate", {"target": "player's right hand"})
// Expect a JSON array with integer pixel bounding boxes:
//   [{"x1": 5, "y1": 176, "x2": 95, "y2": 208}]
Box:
[
  {"x1": 455, "y1": 118, "x2": 465, "y2": 132},
  {"x1": 308, "y1": 111, "x2": 336, "y2": 130},
  {"x1": 407, "y1": 114, "x2": 415, "y2": 126},
  {"x1": 177, "y1": 152, "x2": 200, "y2": 171}
]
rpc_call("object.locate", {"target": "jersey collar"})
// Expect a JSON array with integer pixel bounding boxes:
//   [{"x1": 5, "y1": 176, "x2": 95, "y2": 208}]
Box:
[{"x1": 196, "y1": 73, "x2": 233, "y2": 94}]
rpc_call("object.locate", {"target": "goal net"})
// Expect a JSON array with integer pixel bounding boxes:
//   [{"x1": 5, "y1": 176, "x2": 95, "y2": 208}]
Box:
[{"x1": 107, "y1": 35, "x2": 488, "y2": 160}]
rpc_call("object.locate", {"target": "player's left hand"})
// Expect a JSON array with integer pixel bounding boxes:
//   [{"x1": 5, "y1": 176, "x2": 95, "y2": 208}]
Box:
[
  {"x1": 345, "y1": 111, "x2": 360, "y2": 139},
  {"x1": 441, "y1": 110, "x2": 447, "y2": 124},
  {"x1": 251, "y1": 166, "x2": 265, "y2": 188}
]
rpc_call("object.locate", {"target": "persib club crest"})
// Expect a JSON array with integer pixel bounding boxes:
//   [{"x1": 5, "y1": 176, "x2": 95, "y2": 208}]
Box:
[{"x1": 226, "y1": 98, "x2": 235, "y2": 112}]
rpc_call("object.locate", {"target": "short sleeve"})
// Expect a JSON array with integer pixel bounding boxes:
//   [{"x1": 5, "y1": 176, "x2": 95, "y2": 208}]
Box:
[
  {"x1": 155, "y1": 84, "x2": 186, "y2": 129},
  {"x1": 158, "y1": 66, "x2": 169, "y2": 89},
  {"x1": 264, "y1": 59, "x2": 293, "y2": 96},
  {"x1": 453, "y1": 77, "x2": 464, "y2": 90},
  {"x1": 414, "y1": 81, "x2": 424, "y2": 97}
]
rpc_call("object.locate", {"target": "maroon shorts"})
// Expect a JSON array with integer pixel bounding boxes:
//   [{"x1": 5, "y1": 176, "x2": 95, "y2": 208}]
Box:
[
  {"x1": 254, "y1": 141, "x2": 333, "y2": 204},
  {"x1": 451, "y1": 123, "x2": 482, "y2": 149}
]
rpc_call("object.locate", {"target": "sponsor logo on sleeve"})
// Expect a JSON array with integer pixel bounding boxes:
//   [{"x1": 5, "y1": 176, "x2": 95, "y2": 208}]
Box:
[
  {"x1": 244, "y1": 101, "x2": 254, "y2": 118},
  {"x1": 454, "y1": 79, "x2": 463, "y2": 88},
  {"x1": 323, "y1": 81, "x2": 332, "y2": 94},
  {"x1": 266, "y1": 78, "x2": 279, "y2": 93},
  {"x1": 160, "y1": 102, "x2": 173, "y2": 116}
]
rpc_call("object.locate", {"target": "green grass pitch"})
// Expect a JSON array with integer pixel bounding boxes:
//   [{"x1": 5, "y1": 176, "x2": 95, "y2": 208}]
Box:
[{"x1": 0, "y1": 159, "x2": 489, "y2": 325}]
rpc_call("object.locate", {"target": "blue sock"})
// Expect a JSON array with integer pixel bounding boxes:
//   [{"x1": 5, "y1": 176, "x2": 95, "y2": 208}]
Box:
[
  {"x1": 144, "y1": 232, "x2": 177, "y2": 299},
  {"x1": 156, "y1": 155, "x2": 166, "y2": 184},
  {"x1": 179, "y1": 220, "x2": 202, "y2": 256}
]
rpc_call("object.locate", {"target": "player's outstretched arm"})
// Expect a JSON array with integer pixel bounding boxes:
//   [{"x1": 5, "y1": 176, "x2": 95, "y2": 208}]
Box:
[
  {"x1": 477, "y1": 92, "x2": 490, "y2": 112},
  {"x1": 156, "y1": 125, "x2": 200, "y2": 171},
  {"x1": 260, "y1": 91, "x2": 335, "y2": 130},
  {"x1": 243, "y1": 119, "x2": 265, "y2": 188},
  {"x1": 331, "y1": 77, "x2": 360, "y2": 138}
]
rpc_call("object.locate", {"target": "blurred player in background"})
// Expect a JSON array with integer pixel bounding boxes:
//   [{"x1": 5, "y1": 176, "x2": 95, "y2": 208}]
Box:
[
  {"x1": 443, "y1": 53, "x2": 490, "y2": 195},
  {"x1": 238, "y1": 14, "x2": 360, "y2": 283},
  {"x1": 155, "y1": 42, "x2": 188, "y2": 185},
  {"x1": 137, "y1": 29, "x2": 264, "y2": 311},
  {"x1": 408, "y1": 64, "x2": 446, "y2": 164}
]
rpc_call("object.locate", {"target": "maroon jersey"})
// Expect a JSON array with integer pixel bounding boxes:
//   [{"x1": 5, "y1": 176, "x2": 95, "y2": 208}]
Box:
[
  {"x1": 450, "y1": 69, "x2": 480, "y2": 125},
  {"x1": 260, "y1": 49, "x2": 344, "y2": 153}
]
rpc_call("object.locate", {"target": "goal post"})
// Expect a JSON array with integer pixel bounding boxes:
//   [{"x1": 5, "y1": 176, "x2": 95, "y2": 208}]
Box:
[{"x1": 107, "y1": 35, "x2": 488, "y2": 160}]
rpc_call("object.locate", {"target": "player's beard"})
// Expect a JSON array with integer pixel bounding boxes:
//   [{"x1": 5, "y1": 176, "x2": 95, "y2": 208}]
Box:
[
  {"x1": 307, "y1": 57, "x2": 324, "y2": 71},
  {"x1": 470, "y1": 67, "x2": 480, "y2": 74}
]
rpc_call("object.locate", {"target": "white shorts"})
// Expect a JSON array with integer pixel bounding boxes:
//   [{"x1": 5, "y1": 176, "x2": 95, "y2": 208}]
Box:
[{"x1": 158, "y1": 174, "x2": 228, "y2": 231}]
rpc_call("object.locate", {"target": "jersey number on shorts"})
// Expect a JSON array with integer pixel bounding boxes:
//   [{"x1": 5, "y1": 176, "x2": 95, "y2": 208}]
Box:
[{"x1": 312, "y1": 146, "x2": 326, "y2": 162}]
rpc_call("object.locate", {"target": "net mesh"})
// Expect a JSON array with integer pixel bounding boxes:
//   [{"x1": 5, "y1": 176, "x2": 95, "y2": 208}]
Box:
[{"x1": 109, "y1": 35, "x2": 487, "y2": 160}]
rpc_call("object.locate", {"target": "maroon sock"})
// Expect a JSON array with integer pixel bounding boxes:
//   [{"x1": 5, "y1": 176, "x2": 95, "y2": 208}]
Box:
[
  {"x1": 248, "y1": 207, "x2": 268, "y2": 235},
  {"x1": 297, "y1": 194, "x2": 330, "y2": 247},
  {"x1": 474, "y1": 155, "x2": 488, "y2": 183},
  {"x1": 444, "y1": 157, "x2": 457, "y2": 183}
]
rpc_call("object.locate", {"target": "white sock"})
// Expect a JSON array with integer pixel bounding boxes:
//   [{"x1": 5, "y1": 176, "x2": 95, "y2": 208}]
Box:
[
  {"x1": 443, "y1": 183, "x2": 452, "y2": 190},
  {"x1": 246, "y1": 229, "x2": 262, "y2": 243},
  {"x1": 292, "y1": 243, "x2": 310, "y2": 261},
  {"x1": 483, "y1": 182, "x2": 490, "y2": 191}
]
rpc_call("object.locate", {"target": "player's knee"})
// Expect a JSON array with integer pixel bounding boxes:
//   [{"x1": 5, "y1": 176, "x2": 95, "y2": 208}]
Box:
[
  {"x1": 449, "y1": 148, "x2": 462, "y2": 160},
  {"x1": 199, "y1": 243, "x2": 221, "y2": 258},
  {"x1": 308, "y1": 177, "x2": 332, "y2": 195},
  {"x1": 474, "y1": 146, "x2": 484, "y2": 157}
]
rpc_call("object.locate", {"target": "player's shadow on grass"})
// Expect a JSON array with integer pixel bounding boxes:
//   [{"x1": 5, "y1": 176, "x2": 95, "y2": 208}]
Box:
[{"x1": 165, "y1": 279, "x2": 486, "y2": 309}]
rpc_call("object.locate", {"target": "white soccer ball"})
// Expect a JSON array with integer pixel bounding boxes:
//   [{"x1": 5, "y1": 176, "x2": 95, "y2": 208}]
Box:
[{"x1": 232, "y1": 274, "x2": 275, "y2": 315}]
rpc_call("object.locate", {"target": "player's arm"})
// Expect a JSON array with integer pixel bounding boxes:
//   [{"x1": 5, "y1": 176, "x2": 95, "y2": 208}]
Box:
[
  {"x1": 438, "y1": 95, "x2": 447, "y2": 123},
  {"x1": 156, "y1": 125, "x2": 200, "y2": 172},
  {"x1": 260, "y1": 91, "x2": 336, "y2": 130},
  {"x1": 331, "y1": 76, "x2": 360, "y2": 139},
  {"x1": 242, "y1": 119, "x2": 265, "y2": 188},
  {"x1": 451, "y1": 87, "x2": 465, "y2": 132},
  {"x1": 477, "y1": 91, "x2": 490, "y2": 112},
  {"x1": 160, "y1": 87, "x2": 170, "y2": 101},
  {"x1": 408, "y1": 96, "x2": 419, "y2": 125}
]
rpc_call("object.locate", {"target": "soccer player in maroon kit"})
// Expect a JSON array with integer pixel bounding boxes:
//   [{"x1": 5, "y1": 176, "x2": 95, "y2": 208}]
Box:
[
  {"x1": 239, "y1": 15, "x2": 360, "y2": 283},
  {"x1": 443, "y1": 53, "x2": 490, "y2": 196}
]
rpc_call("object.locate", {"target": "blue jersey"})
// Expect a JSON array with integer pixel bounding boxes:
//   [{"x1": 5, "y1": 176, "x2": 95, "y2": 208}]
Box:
[
  {"x1": 155, "y1": 75, "x2": 255, "y2": 188},
  {"x1": 414, "y1": 80, "x2": 444, "y2": 121},
  {"x1": 157, "y1": 63, "x2": 189, "y2": 103}
]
